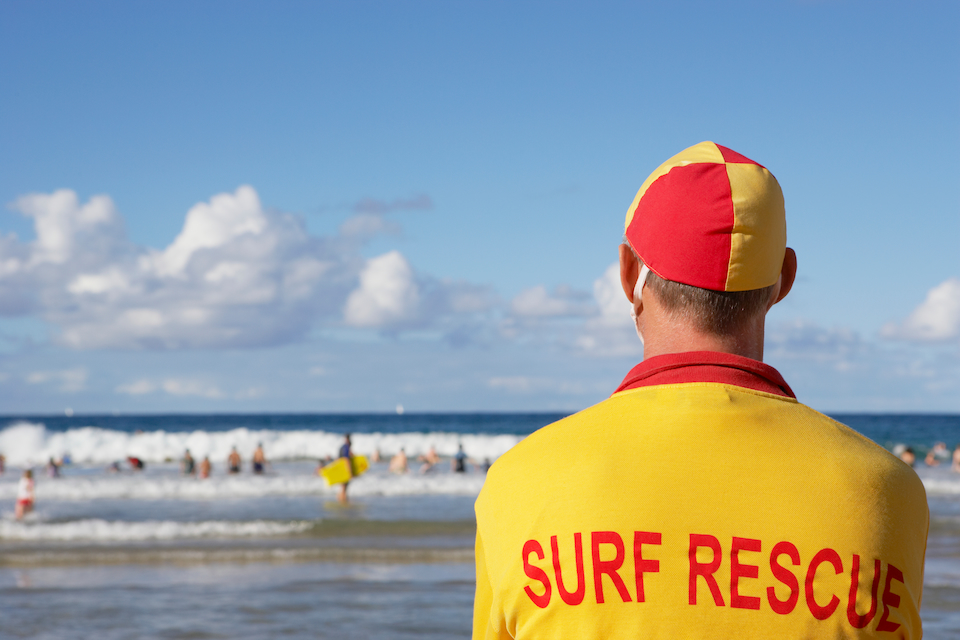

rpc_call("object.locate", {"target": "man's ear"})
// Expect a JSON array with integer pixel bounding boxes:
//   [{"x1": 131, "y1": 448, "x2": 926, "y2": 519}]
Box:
[
  {"x1": 620, "y1": 244, "x2": 639, "y2": 304},
  {"x1": 773, "y1": 247, "x2": 797, "y2": 305}
]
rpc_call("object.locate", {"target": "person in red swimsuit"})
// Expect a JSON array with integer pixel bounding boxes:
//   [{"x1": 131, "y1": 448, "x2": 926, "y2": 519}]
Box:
[{"x1": 15, "y1": 468, "x2": 35, "y2": 520}]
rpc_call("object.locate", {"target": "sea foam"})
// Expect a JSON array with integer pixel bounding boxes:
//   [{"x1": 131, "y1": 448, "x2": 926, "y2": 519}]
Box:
[
  {"x1": 0, "y1": 421, "x2": 521, "y2": 467},
  {"x1": 0, "y1": 462, "x2": 488, "y2": 501},
  {"x1": 0, "y1": 518, "x2": 312, "y2": 542}
]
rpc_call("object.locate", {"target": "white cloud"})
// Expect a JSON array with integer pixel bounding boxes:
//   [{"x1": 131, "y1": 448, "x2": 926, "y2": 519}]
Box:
[
  {"x1": 882, "y1": 278, "x2": 960, "y2": 342},
  {"x1": 3, "y1": 186, "x2": 356, "y2": 349},
  {"x1": 765, "y1": 319, "x2": 866, "y2": 369},
  {"x1": 759, "y1": 318, "x2": 960, "y2": 411},
  {"x1": 593, "y1": 262, "x2": 632, "y2": 325},
  {"x1": 511, "y1": 285, "x2": 593, "y2": 318},
  {"x1": 161, "y1": 378, "x2": 223, "y2": 398},
  {"x1": 343, "y1": 251, "x2": 420, "y2": 327},
  {"x1": 150, "y1": 185, "x2": 266, "y2": 277},
  {"x1": 487, "y1": 375, "x2": 594, "y2": 396},
  {"x1": 115, "y1": 379, "x2": 156, "y2": 395},
  {"x1": 14, "y1": 190, "x2": 122, "y2": 266},
  {"x1": 571, "y1": 263, "x2": 642, "y2": 357},
  {"x1": 115, "y1": 377, "x2": 254, "y2": 399},
  {"x1": 495, "y1": 262, "x2": 641, "y2": 358},
  {"x1": 444, "y1": 287, "x2": 495, "y2": 314},
  {"x1": 25, "y1": 368, "x2": 88, "y2": 392},
  {"x1": 68, "y1": 268, "x2": 135, "y2": 296},
  {"x1": 0, "y1": 185, "x2": 504, "y2": 350}
]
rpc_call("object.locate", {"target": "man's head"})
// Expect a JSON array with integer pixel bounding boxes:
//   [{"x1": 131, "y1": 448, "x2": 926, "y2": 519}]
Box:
[{"x1": 620, "y1": 142, "x2": 796, "y2": 353}]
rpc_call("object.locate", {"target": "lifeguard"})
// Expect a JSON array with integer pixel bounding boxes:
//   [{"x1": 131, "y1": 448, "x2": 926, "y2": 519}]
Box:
[{"x1": 473, "y1": 142, "x2": 928, "y2": 639}]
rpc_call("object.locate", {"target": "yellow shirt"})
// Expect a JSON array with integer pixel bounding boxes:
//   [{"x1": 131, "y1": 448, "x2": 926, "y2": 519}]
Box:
[{"x1": 474, "y1": 358, "x2": 928, "y2": 639}]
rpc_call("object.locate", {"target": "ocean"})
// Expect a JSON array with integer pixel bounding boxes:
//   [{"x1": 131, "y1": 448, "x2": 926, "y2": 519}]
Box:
[{"x1": 0, "y1": 413, "x2": 958, "y2": 639}]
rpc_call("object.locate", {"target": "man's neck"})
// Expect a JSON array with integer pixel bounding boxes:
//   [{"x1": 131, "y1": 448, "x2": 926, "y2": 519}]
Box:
[{"x1": 639, "y1": 308, "x2": 766, "y2": 362}]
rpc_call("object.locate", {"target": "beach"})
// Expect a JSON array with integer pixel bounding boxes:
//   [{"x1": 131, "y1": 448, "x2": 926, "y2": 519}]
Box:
[{"x1": 1, "y1": 413, "x2": 958, "y2": 639}]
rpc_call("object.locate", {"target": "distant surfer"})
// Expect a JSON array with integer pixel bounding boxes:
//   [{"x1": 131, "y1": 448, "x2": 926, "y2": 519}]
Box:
[
  {"x1": 473, "y1": 142, "x2": 929, "y2": 638},
  {"x1": 227, "y1": 446, "x2": 241, "y2": 474},
  {"x1": 252, "y1": 443, "x2": 267, "y2": 474},
  {"x1": 953, "y1": 444, "x2": 960, "y2": 473},
  {"x1": 199, "y1": 456, "x2": 212, "y2": 479},
  {"x1": 15, "y1": 469, "x2": 34, "y2": 520},
  {"x1": 127, "y1": 456, "x2": 145, "y2": 471},
  {"x1": 338, "y1": 434, "x2": 353, "y2": 504}
]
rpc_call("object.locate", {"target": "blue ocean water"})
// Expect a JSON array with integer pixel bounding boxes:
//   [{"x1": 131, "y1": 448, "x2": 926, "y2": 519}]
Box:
[
  {"x1": 6, "y1": 411, "x2": 960, "y2": 446},
  {"x1": 1, "y1": 412, "x2": 568, "y2": 436}
]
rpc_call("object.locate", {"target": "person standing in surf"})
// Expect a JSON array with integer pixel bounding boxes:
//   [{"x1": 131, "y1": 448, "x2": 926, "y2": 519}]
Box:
[
  {"x1": 227, "y1": 446, "x2": 242, "y2": 474},
  {"x1": 199, "y1": 456, "x2": 212, "y2": 479},
  {"x1": 338, "y1": 433, "x2": 352, "y2": 504},
  {"x1": 452, "y1": 444, "x2": 468, "y2": 473},
  {"x1": 252, "y1": 442, "x2": 267, "y2": 474},
  {"x1": 180, "y1": 449, "x2": 196, "y2": 476},
  {"x1": 15, "y1": 469, "x2": 35, "y2": 519},
  {"x1": 473, "y1": 142, "x2": 929, "y2": 639}
]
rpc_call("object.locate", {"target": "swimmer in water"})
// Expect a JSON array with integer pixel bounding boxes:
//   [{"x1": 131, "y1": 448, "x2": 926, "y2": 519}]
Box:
[
  {"x1": 181, "y1": 449, "x2": 196, "y2": 476},
  {"x1": 389, "y1": 448, "x2": 408, "y2": 474},
  {"x1": 452, "y1": 444, "x2": 468, "y2": 473},
  {"x1": 15, "y1": 469, "x2": 34, "y2": 520},
  {"x1": 199, "y1": 456, "x2": 212, "y2": 479},
  {"x1": 227, "y1": 446, "x2": 241, "y2": 474},
  {"x1": 926, "y1": 442, "x2": 948, "y2": 467},
  {"x1": 899, "y1": 447, "x2": 916, "y2": 467},
  {"x1": 418, "y1": 446, "x2": 440, "y2": 474},
  {"x1": 252, "y1": 443, "x2": 267, "y2": 474}
]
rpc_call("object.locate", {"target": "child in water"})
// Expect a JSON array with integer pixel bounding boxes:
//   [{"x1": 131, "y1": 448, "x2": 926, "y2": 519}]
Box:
[{"x1": 15, "y1": 469, "x2": 34, "y2": 519}]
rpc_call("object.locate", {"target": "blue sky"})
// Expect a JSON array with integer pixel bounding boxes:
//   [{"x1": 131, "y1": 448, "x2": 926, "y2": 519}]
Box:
[{"x1": 0, "y1": 0, "x2": 957, "y2": 414}]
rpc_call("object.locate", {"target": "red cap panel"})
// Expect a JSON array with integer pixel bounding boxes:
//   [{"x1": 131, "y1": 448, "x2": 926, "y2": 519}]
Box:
[{"x1": 627, "y1": 162, "x2": 735, "y2": 291}]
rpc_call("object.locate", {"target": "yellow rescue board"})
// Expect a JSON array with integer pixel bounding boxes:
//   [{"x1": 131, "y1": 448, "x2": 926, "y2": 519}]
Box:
[{"x1": 320, "y1": 455, "x2": 369, "y2": 485}]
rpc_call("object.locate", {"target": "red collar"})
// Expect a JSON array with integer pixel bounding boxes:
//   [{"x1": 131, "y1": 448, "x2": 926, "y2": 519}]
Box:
[{"x1": 613, "y1": 351, "x2": 795, "y2": 399}]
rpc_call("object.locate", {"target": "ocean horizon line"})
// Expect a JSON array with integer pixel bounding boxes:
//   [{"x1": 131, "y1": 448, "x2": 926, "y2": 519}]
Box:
[{"x1": 3, "y1": 409, "x2": 960, "y2": 418}]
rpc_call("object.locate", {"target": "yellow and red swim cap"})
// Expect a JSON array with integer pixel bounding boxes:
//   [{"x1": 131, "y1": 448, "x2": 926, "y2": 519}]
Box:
[{"x1": 624, "y1": 141, "x2": 786, "y2": 292}]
